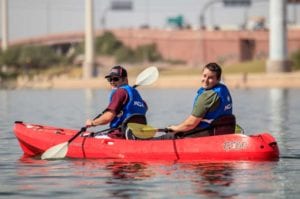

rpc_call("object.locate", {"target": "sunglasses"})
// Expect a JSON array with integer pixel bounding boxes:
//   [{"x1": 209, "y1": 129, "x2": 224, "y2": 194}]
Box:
[{"x1": 107, "y1": 77, "x2": 121, "y2": 82}]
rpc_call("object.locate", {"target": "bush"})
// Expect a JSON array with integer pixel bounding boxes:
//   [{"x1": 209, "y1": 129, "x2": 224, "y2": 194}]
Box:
[
  {"x1": 134, "y1": 44, "x2": 162, "y2": 62},
  {"x1": 0, "y1": 46, "x2": 22, "y2": 68},
  {"x1": 95, "y1": 31, "x2": 123, "y2": 55},
  {"x1": 114, "y1": 47, "x2": 135, "y2": 63},
  {"x1": 0, "y1": 45, "x2": 64, "y2": 78},
  {"x1": 95, "y1": 32, "x2": 162, "y2": 63},
  {"x1": 18, "y1": 45, "x2": 61, "y2": 69},
  {"x1": 291, "y1": 49, "x2": 300, "y2": 70}
]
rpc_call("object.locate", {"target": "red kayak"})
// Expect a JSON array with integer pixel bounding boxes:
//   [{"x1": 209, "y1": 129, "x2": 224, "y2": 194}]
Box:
[{"x1": 13, "y1": 121, "x2": 279, "y2": 161}]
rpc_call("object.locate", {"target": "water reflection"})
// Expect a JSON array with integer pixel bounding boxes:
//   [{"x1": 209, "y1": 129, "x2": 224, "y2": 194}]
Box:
[
  {"x1": 15, "y1": 155, "x2": 283, "y2": 198},
  {"x1": 268, "y1": 89, "x2": 292, "y2": 157},
  {"x1": 104, "y1": 162, "x2": 153, "y2": 198},
  {"x1": 268, "y1": 88, "x2": 289, "y2": 134},
  {"x1": 181, "y1": 162, "x2": 236, "y2": 198},
  {"x1": 0, "y1": 90, "x2": 9, "y2": 131},
  {"x1": 84, "y1": 89, "x2": 94, "y2": 118},
  {"x1": 83, "y1": 89, "x2": 110, "y2": 120},
  {"x1": 105, "y1": 161, "x2": 152, "y2": 180}
]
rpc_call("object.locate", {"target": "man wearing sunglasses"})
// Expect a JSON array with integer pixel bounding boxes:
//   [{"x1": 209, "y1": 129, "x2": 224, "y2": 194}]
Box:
[{"x1": 85, "y1": 65, "x2": 148, "y2": 139}]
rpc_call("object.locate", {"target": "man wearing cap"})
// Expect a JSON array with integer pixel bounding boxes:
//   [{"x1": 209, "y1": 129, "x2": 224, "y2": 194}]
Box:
[{"x1": 85, "y1": 65, "x2": 148, "y2": 139}]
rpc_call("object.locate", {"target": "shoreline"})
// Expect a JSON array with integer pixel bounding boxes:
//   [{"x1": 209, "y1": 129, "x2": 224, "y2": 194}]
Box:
[{"x1": 10, "y1": 71, "x2": 300, "y2": 89}]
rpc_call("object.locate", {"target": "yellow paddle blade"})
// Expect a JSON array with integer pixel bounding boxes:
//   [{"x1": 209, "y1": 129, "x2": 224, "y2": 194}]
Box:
[
  {"x1": 127, "y1": 123, "x2": 157, "y2": 139},
  {"x1": 235, "y1": 124, "x2": 245, "y2": 134}
]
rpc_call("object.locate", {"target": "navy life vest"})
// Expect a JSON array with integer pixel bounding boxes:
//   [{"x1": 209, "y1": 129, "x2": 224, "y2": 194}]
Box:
[
  {"x1": 109, "y1": 85, "x2": 147, "y2": 128},
  {"x1": 194, "y1": 83, "x2": 233, "y2": 129}
]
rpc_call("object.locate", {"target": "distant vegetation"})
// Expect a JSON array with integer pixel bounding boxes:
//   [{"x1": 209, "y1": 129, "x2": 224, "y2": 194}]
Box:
[
  {"x1": 0, "y1": 31, "x2": 162, "y2": 80},
  {"x1": 0, "y1": 45, "x2": 67, "y2": 80},
  {"x1": 1, "y1": 31, "x2": 300, "y2": 81},
  {"x1": 291, "y1": 49, "x2": 300, "y2": 70},
  {"x1": 78, "y1": 31, "x2": 162, "y2": 63}
]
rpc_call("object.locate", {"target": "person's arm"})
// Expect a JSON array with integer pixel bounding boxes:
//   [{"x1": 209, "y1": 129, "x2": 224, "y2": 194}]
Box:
[
  {"x1": 168, "y1": 90, "x2": 219, "y2": 133},
  {"x1": 85, "y1": 88, "x2": 128, "y2": 127},
  {"x1": 86, "y1": 111, "x2": 115, "y2": 127},
  {"x1": 168, "y1": 115, "x2": 202, "y2": 132}
]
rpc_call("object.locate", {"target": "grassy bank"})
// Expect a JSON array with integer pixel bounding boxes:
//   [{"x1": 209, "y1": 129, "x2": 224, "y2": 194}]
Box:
[{"x1": 3, "y1": 59, "x2": 300, "y2": 89}]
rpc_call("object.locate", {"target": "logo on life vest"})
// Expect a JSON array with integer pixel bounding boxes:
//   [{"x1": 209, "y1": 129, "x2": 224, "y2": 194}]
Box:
[
  {"x1": 133, "y1": 101, "x2": 145, "y2": 107},
  {"x1": 224, "y1": 104, "x2": 232, "y2": 111}
]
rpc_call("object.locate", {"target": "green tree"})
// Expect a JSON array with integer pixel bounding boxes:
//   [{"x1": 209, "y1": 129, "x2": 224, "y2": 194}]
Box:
[
  {"x1": 134, "y1": 44, "x2": 162, "y2": 62},
  {"x1": 18, "y1": 45, "x2": 60, "y2": 69},
  {"x1": 291, "y1": 49, "x2": 300, "y2": 70},
  {"x1": 0, "y1": 46, "x2": 22, "y2": 67},
  {"x1": 95, "y1": 31, "x2": 123, "y2": 55},
  {"x1": 115, "y1": 46, "x2": 135, "y2": 63}
]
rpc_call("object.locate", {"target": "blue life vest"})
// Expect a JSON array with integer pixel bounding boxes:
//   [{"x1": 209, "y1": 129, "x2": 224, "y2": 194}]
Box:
[
  {"x1": 109, "y1": 85, "x2": 147, "y2": 128},
  {"x1": 194, "y1": 83, "x2": 233, "y2": 129}
]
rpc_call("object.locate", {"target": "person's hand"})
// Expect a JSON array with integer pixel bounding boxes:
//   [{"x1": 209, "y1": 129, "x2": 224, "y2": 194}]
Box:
[
  {"x1": 85, "y1": 119, "x2": 94, "y2": 128},
  {"x1": 167, "y1": 125, "x2": 177, "y2": 133}
]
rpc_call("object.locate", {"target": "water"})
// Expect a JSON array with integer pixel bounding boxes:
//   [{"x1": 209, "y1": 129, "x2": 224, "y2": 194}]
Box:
[{"x1": 1, "y1": 88, "x2": 300, "y2": 198}]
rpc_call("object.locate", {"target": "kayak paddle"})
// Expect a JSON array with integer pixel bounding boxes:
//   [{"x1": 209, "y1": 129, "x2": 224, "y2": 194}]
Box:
[
  {"x1": 133, "y1": 66, "x2": 159, "y2": 88},
  {"x1": 127, "y1": 123, "x2": 171, "y2": 139},
  {"x1": 41, "y1": 66, "x2": 159, "y2": 160},
  {"x1": 127, "y1": 122, "x2": 244, "y2": 139},
  {"x1": 41, "y1": 127, "x2": 86, "y2": 160}
]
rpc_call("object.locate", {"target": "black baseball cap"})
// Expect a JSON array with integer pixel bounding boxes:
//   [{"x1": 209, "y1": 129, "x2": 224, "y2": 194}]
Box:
[{"x1": 105, "y1": 65, "x2": 127, "y2": 78}]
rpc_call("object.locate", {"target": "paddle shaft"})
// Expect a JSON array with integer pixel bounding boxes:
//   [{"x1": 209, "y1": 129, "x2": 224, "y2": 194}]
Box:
[
  {"x1": 152, "y1": 128, "x2": 172, "y2": 133},
  {"x1": 68, "y1": 127, "x2": 86, "y2": 143},
  {"x1": 68, "y1": 112, "x2": 104, "y2": 144}
]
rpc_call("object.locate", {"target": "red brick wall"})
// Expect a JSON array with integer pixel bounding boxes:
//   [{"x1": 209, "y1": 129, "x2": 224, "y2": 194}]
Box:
[
  {"x1": 10, "y1": 28, "x2": 300, "y2": 65},
  {"x1": 112, "y1": 29, "x2": 300, "y2": 65}
]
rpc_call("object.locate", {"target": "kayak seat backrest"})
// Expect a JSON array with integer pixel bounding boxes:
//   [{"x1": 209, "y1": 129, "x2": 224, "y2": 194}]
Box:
[
  {"x1": 121, "y1": 114, "x2": 147, "y2": 133},
  {"x1": 210, "y1": 114, "x2": 236, "y2": 136},
  {"x1": 175, "y1": 114, "x2": 236, "y2": 139}
]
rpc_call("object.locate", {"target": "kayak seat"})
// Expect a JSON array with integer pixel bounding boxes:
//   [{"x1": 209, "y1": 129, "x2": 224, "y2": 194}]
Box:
[
  {"x1": 176, "y1": 114, "x2": 236, "y2": 138},
  {"x1": 121, "y1": 114, "x2": 147, "y2": 140},
  {"x1": 209, "y1": 114, "x2": 236, "y2": 136}
]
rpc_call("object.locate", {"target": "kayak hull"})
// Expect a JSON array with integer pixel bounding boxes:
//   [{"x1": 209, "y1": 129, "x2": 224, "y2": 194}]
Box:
[{"x1": 13, "y1": 121, "x2": 279, "y2": 161}]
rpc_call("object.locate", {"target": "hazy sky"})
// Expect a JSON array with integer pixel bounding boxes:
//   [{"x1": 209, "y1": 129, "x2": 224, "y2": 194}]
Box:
[{"x1": 2, "y1": 0, "x2": 300, "y2": 41}]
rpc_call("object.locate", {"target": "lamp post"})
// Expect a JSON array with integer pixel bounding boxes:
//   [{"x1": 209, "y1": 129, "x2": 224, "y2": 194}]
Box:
[
  {"x1": 83, "y1": 0, "x2": 95, "y2": 79},
  {"x1": 1, "y1": 0, "x2": 8, "y2": 51},
  {"x1": 266, "y1": 0, "x2": 291, "y2": 72}
]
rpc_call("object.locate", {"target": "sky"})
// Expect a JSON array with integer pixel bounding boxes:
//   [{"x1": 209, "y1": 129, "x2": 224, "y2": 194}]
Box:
[{"x1": 1, "y1": 0, "x2": 300, "y2": 41}]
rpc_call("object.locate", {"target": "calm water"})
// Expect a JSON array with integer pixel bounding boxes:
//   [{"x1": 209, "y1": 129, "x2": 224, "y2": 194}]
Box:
[{"x1": 1, "y1": 88, "x2": 300, "y2": 198}]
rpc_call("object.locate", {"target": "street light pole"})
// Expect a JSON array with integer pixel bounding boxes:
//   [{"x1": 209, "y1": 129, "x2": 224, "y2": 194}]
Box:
[
  {"x1": 267, "y1": 0, "x2": 291, "y2": 72},
  {"x1": 83, "y1": 0, "x2": 95, "y2": 79},
  {"x1": 1, "y1": 0, "x2": 8, "y2": 51}
]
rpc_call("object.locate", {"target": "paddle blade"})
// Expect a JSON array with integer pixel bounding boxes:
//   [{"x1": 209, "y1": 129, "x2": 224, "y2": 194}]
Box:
[
  {"x1": 235, "y1": 124, "x2": 245, "y2": 134},
  {"x1": 135, "y1": 66, "x2": 159, "y2": 87},
  {"x1": 127, "y1": 123, "x2": 166, "y2": 139},
  {"x1": 41, "y1": 142, "x2": 68, "y2": 160}
]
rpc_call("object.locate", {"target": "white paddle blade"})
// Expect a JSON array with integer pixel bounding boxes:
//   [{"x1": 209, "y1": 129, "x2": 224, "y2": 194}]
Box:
[
  {"x1": 135, "y1": 66, "x2": 159, "y2": 87},
  {"x1": 41, "y1": 142, "x2": 68, "y2": 160}
]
